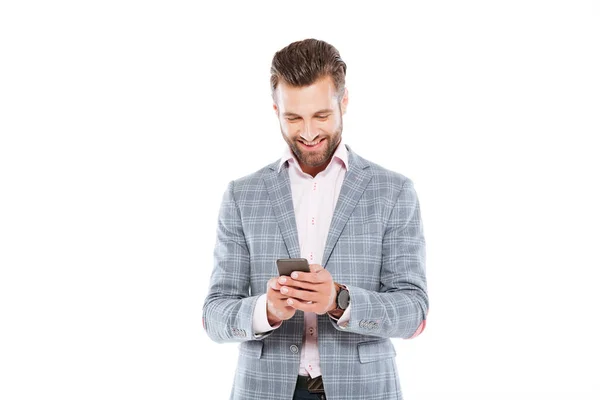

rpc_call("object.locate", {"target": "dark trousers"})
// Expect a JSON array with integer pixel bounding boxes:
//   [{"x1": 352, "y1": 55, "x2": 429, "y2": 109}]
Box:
[{"x1": 293, "y1": 386, "x2": 327, "y2": 400}]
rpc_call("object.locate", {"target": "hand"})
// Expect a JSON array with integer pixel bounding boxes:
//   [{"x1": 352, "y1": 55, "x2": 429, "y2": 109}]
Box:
[
  {"x1": 279, "y1": 264, "x2": 338, "y2": 315},
  {"x1": 265, "y1": 276, "x2": 297, "y2": 325}
]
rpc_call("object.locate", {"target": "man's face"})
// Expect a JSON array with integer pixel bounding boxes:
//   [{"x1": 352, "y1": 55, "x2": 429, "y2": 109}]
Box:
[{"x1": 273, "y1": 75, "x2": 348, "y2": 176}]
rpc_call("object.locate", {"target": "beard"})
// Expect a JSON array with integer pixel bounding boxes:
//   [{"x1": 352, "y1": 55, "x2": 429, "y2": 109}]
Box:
[{"x1": 281, "y1": 120, "x2": 343, "y2": 170}]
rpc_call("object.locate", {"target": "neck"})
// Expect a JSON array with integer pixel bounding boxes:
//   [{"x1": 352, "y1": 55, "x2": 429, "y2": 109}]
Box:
[{"x1": 300, "y1": 159, "x2": 331, "y2": 177}]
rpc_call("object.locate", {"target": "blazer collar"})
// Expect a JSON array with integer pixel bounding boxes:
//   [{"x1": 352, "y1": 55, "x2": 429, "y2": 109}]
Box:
[{"x1": 263, "y1": 143, "x2": 372, "y2": 270}]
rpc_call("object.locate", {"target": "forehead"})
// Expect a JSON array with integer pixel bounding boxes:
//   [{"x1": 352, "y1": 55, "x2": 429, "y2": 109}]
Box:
[{"x1": 275, "y1": 76, "x2": 337, "y2": 114}]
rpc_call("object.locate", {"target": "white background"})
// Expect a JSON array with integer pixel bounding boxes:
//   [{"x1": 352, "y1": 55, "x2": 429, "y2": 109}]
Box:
[{"x1": 1, "y1": 1, "x2": 599, "y2": 399}]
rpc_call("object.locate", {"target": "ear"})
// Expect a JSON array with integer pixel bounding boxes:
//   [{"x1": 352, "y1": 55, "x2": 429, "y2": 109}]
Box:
[
  {"x1": 340, "y1": 88, "x2": 349, "y2": 115},
  {"x1": 273, "y1": 102, "x2": 279, "y2": 117}
]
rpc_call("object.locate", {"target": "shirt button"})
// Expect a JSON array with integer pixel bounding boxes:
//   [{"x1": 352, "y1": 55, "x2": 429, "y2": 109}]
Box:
[
  {"x1": 309, "y1": 328, "x2": 315, "y2": 335},
  {"x1": 290, "y1": 345, "x2": 299, "y2": 354}
]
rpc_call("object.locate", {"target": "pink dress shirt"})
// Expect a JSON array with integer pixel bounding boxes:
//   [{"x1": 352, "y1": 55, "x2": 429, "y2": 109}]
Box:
[{"x1": 252, "y1": 138, "x2": 352, "y2": 378}]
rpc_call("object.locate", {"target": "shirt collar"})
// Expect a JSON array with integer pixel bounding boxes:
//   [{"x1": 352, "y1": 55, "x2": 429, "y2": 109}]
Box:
[{"x1": 277, "y1": 137, "x2": 349, "y2": 174}]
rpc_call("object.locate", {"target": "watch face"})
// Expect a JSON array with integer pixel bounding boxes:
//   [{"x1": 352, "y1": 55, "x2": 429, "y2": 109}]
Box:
[{"x1": 337, "y1": 289, "x2": 350, "y2": 309}]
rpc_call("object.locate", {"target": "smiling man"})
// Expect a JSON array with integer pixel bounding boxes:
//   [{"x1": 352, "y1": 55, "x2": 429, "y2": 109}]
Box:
[
  {"x1": 202, "y1": 38, "x2": 428, "y2": 400},
  {"x1": 276, "y1": 73, "x2": 346, "y2": 178}
]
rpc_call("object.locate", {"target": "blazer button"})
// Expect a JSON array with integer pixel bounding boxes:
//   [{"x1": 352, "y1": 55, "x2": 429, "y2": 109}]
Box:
[{"x1": 290, "y1": 345, "x2": 299, "y2": 354}]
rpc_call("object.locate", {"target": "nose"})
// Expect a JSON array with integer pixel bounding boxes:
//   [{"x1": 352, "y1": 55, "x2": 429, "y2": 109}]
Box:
[{"x1": 300, "y1": 121, "x2": 319, "y2": 142}]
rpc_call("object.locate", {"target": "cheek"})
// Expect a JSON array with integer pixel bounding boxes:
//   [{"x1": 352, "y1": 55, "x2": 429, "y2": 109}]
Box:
[
  {"x1": 279, "y1": 120, "x2": 293, "y2": 136},
  {"x1": 321, "y1": 120, "x2": 339, "y2": 133},
  {"x1": 283, "y1": 122, "x2": 303, "y2": 136},
  {"x1": 322, "y1": 114, "x2": 341, "y2": 130}
]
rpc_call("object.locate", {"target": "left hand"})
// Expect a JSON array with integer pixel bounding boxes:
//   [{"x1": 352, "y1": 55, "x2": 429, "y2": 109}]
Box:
[{"x1": 278, "y1": 264, "x2": 337, "y2": 315}]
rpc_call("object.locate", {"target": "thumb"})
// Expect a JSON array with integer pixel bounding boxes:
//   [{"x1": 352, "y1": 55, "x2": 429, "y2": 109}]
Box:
[{"x1": 309, "y1": 263, "x2": 324, "y2": 273}]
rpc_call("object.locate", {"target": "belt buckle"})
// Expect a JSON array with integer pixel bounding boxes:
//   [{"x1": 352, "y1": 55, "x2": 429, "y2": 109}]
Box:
[{"x1": 307, "y1": 375, "x2": 325, "y2": 394}]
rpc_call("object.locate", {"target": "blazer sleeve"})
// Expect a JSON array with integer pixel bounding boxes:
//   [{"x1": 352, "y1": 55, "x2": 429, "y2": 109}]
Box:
[
  {"x1": 328, "y1": 178, "x2": 429, "y2": 339},
  {"x1": 202, "y1": 180, "x2": 277, "y2": 343}
]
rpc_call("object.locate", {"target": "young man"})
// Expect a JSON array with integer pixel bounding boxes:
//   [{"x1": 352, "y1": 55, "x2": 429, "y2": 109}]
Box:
[{"x1": 203, "y1": 38, "x2": 428, "y2": 400}]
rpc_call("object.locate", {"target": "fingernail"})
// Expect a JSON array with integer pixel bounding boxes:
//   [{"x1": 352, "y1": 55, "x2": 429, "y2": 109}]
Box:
[
  {"x1": 291, "y1": 272, "x2": 298, "y2": 279},
  {"x1": 280, "y1": 287, "x2": 288, "y2": 294},
  {"x1": 279, "y1": 277, "x2": 286, "y2": 283},
  {"x1": 287, "y1": 298, "x2": 293, "y2": 305}
]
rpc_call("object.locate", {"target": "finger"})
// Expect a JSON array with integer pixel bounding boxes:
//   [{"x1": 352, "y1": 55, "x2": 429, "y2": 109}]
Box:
[
  {"x1": 277, "y1": 275, "x2": 293, "y2": 286},
  {"x1": 286, "y1": 298, "x2": 320, "y2": 312},
  {"x1": 269, "y1": 287, "x2": 293, "y2": 299},
  {"x1": 285, "y1": 281, "x2": 330, "y2": 299},
  {"x1": 268, "y1": 278, "x2": 282, "y2": 291},
  {"x1": 270, "y1": 275, "x2": 296, "y2": 290},
  {"x1": 289, "y1": 270, "x2": 320, "y2": 284},
  {"x1": 268, "y1": 295, "x2": 296, "y2": 310},
  {"x1": 278, "y1": 278, "x2": 315, "y2": 291},
  {"x1": 292, "y1": 271, "x2": 330, "y2": 284},
  {"x1": 269, "y1": 288, "x2": 295, "y2": 301},
  {"x1": 268, "y1": 285, "x2": 297, "y2": 301},
  {"x1": 279, "y1": 286, "x2": 317, "y2": 302}
]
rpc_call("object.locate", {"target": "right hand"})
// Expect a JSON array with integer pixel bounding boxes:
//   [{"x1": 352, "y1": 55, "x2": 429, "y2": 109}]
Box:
[{"x1": 265, "y1": 276, "x2": 296, "y2": 325}]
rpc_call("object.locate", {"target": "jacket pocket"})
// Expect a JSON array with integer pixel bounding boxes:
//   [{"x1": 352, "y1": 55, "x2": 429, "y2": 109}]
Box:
[
  {"x1": 239, "y1": 340, "x2": 263, "y2": 359},
  {"x1": 357, "y1": 339, "x2": 397, "y2": 363}
]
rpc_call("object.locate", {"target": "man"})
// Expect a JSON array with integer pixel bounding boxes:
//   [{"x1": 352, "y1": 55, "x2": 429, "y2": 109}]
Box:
[{"x1": 202, "y1": 38, "x2": 428, "y2": 400}]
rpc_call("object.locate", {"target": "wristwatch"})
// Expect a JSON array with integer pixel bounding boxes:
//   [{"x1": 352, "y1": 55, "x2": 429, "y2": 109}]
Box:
[{"x1": 334, "y1": 283, "x2": 350, "y2": 311}]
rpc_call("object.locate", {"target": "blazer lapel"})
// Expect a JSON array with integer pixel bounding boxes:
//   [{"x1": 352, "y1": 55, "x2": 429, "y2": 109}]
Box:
[
  {"x1": 263, "y1": 144, "x2": 372, "y2": 265},
  {"x1": 321, "y1": 146, "x2": 372, "y2": 270},
  {"x1": 263, "y1": 161, "x2": 301, "y2": 259}
]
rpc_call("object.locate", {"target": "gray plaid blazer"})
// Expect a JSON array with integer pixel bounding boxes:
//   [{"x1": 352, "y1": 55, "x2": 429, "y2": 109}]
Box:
[{"x1": 202, "y1": 144, "x2": 428, "y2": 400}]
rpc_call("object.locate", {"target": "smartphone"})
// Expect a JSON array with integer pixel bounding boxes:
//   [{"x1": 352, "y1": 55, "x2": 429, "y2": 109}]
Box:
[{"x1": 276, "y1": 258, "x2": 310, "y2": 277}]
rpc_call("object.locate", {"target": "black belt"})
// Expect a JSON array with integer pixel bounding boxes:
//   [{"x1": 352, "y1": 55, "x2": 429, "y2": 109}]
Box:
[{"x1": 296, "y1": 374, "x2": 325, "y2": 394}]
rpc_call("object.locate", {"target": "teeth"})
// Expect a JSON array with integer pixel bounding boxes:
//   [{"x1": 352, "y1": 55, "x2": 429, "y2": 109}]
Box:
[{"x1": 302, "y1": 139, "x2": 322, "y2": 146}]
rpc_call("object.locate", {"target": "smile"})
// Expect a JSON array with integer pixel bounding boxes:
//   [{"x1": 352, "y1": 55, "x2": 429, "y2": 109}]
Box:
[{"x1": 300, "y1": 139, "x2": 324, "y2": 149}]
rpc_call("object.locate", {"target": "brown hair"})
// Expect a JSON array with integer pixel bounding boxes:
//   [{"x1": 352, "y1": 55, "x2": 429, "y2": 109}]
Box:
[{"x1": 270, "y1": 38, "x2": 347, "y2": 102}]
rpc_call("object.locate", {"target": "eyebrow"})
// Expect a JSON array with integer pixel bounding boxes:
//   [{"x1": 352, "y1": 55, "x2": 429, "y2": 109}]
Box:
[{"x1": 283, "y1": 109, "x2": 333, "y2": 117}]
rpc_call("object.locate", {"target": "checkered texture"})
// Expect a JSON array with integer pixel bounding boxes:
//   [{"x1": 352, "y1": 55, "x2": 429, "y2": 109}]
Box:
[{"x1": 202, "y1": 144, "x2": 428, "y2": 400}]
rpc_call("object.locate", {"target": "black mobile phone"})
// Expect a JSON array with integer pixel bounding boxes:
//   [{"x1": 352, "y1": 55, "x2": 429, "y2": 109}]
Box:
[{"x1": 276, "y1": 258, "x2": 310, "y2": 277}]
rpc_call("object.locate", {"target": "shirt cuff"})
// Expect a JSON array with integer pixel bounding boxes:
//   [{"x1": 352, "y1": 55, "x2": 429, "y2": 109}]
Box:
[
  {"x1": 337, "y1": 303, "x2": 351, "y2": 326},
  {"x1": 328, "y1": 284, "x2": 351, "y2": 328},
  {"x1": 252, "y1": 293, "x2": 282, "y2": 335}
]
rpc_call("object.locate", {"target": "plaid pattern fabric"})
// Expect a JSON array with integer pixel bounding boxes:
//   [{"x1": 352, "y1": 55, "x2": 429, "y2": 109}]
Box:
[{"x1": 202, "y1": 144, "x2": 428, "y2": 400}]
